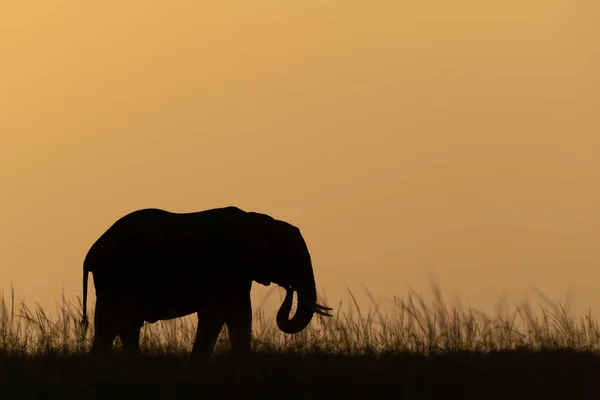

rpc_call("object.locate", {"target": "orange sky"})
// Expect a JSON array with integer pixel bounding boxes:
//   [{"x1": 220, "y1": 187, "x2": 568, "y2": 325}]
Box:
[{"x1": 1, "y1": 0, "x2": 599, "y2": 320}]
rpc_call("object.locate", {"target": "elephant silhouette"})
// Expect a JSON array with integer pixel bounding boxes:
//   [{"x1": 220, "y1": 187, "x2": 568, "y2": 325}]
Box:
[{"x1": 80, "y1": 206, "x2": 332, "y2": 359}]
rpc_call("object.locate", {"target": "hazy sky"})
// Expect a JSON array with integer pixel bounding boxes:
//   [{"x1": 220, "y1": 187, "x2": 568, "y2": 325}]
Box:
[{"x1": 1, "y1": 1, "x2": 599, "y2": 320}]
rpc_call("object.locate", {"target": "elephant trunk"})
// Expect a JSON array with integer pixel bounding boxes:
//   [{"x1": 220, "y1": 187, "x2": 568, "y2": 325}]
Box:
[{"x1": 276, "y1": 284, "x2": 317, "y2": 335}]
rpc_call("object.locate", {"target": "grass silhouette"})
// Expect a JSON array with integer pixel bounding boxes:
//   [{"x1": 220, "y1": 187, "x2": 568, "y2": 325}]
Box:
[{"x1": 1, "y1": 282, "x2": 599, "y2": 399}]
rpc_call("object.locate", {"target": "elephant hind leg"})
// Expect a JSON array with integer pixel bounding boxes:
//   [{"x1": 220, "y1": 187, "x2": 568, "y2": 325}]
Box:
[
  {"x1": 119, "y1": 320, "x2": 143, "y2": 358},
  {"x1": 117, "y1": 295, "x2": 144, "y2": 358},
  {"x1": 92, "y1": 294, "x2": 143, "y2": 358},
  {"x1": 91, "y1": 297, "x2": 119, "y2": 356},
  {"x1": 191, "y1": 306, "x2": 225, "y2": 361}
]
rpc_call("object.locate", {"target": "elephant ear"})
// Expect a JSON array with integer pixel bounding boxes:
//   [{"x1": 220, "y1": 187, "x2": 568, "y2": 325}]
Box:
[{"x1": 236, "y1": 224, "x2": 274, "y2": 285}]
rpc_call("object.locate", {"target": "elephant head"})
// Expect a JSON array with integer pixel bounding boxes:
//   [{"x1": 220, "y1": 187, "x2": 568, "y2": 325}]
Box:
[{"x1": 246, "y1": 213, "x2": 333, "y2": 334}]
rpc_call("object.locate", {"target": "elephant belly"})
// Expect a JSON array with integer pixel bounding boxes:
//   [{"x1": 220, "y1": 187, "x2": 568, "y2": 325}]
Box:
[
  {"x1": 141, "y1": 295, "x2": 200, "y2": 322},
  {"x1": 138, "y1": 286, "x2": 214, "y2": 323},
  {"x1": 143, "y1": 305, "x2": 199, "y2": 322}
]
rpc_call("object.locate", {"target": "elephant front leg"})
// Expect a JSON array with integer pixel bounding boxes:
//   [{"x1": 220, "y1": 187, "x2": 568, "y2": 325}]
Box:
[
  {"x1": 224, "y1": 289, "x2": 252, "y2": 360},
  {"x1": 191, "y1": 305, "x2": 225, "y2": 361}
]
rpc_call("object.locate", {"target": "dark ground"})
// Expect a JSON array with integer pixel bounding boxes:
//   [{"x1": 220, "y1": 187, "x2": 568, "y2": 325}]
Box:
[{"x1": 1, "y1": 350, "x2": 599, "y2": 399}]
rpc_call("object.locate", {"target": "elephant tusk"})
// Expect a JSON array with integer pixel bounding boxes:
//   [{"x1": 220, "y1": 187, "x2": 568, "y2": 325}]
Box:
[
  {"x1": 316, "y1": 308, "x2": 334, "y2": 317},
  {"x1": 315, "y1": 303, "x2": 333, "y2": 316},
  {"x1": 299, "y1": 297, "x2": 333, "y2": 317}
]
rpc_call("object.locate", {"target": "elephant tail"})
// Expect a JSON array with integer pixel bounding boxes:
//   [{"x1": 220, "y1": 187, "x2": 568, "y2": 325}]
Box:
[{"x1": 80, "y1": 267, "x2": 89, "y2": 332}]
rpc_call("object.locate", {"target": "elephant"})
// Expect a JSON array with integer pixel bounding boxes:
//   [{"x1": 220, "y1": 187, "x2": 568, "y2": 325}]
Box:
[{"x1": 80, "y1": 206, "x2": 332, "y2": 360}]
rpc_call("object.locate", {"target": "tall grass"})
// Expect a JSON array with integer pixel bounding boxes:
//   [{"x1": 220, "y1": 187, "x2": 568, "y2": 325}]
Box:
[{"x1": 1, "y1": 282, "x2": 599, "y2": 357}]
